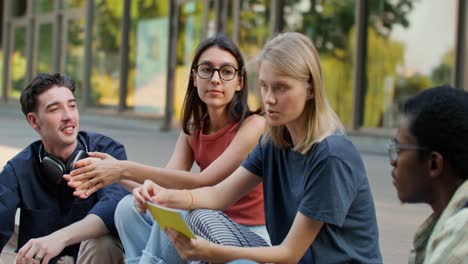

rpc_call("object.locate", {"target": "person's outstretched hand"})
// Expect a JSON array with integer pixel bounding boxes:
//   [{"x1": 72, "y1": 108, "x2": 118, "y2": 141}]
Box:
[{"x1": 64, "y1": 152, "x2": 120, "y2": 198}]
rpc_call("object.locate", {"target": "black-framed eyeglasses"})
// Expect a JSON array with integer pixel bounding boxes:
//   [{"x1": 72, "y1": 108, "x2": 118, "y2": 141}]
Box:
[
  {"x1": 194, "y1": 63, "x2": 239, "y2": 81},
  {"x1": 387, "y1": 139, "x2": 428, "y2": 162}
]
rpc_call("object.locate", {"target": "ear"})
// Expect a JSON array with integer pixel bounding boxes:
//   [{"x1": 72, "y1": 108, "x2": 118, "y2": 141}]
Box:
[
  {"x1": 236, "y1": 77, "x2": 243, "y2": 92},
  {"x1": 26, "y1": 112, "x2": 40, "y2": 129},
  {"x1": 307, "y1": 85, "x2": 314, "y2": 100},
  {"x1": 428, "y1": 151, "x2": 444, "y2": 179}
]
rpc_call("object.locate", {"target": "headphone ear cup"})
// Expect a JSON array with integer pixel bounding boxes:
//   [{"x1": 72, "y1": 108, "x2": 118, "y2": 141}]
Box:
[
  {"x1": 41, "y1": 156, "x2": 66, "y2": 184},
  {"x1": 66, "y1": 150, "x2": 88, "y2": 173}
]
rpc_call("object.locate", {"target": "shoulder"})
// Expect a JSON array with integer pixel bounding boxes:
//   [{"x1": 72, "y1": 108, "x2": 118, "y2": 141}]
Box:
[
  {"x1": 308, "y1": 134, "x2": 364, "y2": 171},
  {"x1": 238, "y1": 114, "x2": 265, "y2": 133},
  {"x1": 425, "y1": 207, "x2": 468, "y2": 262},
  {"x1": 79, "y1": 131, "x2": 127, "y2": 159},
  {"x1": 7, "y1": 141, "x2": 40, "y2": 165},
  {"x1": 313, "y1": 134, "x2": 359, "y2": 158},
  {"x1": 79, "y1": 131, "x2": 124, "y2": 148},
  {"x1": 1, "y1": 141, "x2": 40, "y2": 176}
]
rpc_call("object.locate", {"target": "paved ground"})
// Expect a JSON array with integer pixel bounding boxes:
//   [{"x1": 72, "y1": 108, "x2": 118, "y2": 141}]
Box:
[{"x1": 0, "y1": 103, "x2": 430, "y2": 263}]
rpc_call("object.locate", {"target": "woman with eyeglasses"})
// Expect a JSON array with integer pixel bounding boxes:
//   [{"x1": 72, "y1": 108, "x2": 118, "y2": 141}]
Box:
[
  {"x1": 134, "y1": 32, "x2": 382, "y2": 263},
  {"x1": 65, "y1": 35, "x2": 268, "y2": 263}
]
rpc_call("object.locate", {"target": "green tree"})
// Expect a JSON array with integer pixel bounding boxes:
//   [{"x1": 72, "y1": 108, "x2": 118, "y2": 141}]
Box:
[{"x1": 430, "y1": 48, "x2": 453, "y2": 86}]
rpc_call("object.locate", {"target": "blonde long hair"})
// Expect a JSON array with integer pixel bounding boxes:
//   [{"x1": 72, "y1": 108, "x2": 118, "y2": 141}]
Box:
[{"x1": 259, "y1": 32, "x2": 344, "y2": 154}]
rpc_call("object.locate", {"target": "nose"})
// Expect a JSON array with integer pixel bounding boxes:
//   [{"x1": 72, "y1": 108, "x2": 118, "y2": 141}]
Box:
[
  {"x1": 262, "y1": 89, "x2": 276, "y2": 105},
  {"x1": 210, "y1": 69, "x2": 222, "y2": 84},
  {"x1": 62, "y1": 106, "x2": 73, "y2": 120}
]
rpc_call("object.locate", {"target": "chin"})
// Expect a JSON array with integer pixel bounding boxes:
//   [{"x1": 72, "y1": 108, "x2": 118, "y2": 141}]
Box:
[{"x1": 266, "y1": 118, "x2": 283, "y2": 127}]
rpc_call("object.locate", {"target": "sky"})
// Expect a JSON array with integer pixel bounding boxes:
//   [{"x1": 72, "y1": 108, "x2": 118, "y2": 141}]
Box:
[{"x1": 390, "y1": 0, "x2": 457, "y2": 75}]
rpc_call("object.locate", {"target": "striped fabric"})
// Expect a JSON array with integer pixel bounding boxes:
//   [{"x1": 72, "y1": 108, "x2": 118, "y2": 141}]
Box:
[{"x1": 188, "y1": 209, "x2": 269, "y2": 247}]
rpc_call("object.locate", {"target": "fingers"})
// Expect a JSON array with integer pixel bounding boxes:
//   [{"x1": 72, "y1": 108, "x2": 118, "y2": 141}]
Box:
[
  {"x1": 71, "y1": 157, "x2": 96, "y2": 170},
  {"x1": 84, "y1": 183, "x2": 103, "y2": 197},
  {"x1": 165, "y1": 228, "x2": 194, "y2": 261},
  {"x1": 66, "y1": 179, "x2": 83, "y2": 188},
  {"x1": 88, "y1": 151, "x2": 114, "y2": 160},
  {"x1": 17, "y1": 241, "x2": 46, "y2": 264},
  {"x1": 133, "y1": 187, "x2": 147, "y2": 213}
]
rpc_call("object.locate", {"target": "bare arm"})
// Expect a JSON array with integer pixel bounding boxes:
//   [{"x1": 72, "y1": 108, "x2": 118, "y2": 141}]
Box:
[
  {"x1": 134, "y1": 166, "x2": 262, "y2": 213},
  {"x1": 68, "y1": 115, "x2": 265, "y2": 197},
  {"x1": 166, "y1": 212, "x2": 323, "y2": 263},
  {"x1": 16, "y1": 214, "x2": 107, "y2": 264}
]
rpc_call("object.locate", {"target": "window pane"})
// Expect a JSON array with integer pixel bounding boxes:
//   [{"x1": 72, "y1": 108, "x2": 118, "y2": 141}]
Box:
[
  {"x1": 64, "y1": 0, "x2": 86, "y2": 9},
  {"x1": 12, "y1": 0, "x2": 27, "y2": 17},
  {"x1": 35, "y1": 0, "x2": 54, "y2": 13},
  {"x1": 174, "y1": 1, "x2": 205, "y2": 118},
  {"x1": 65, "y1": 18, "x2": 85, "y2": 100},
  {"x1": 127, "y1": 0, "x2": 170, "y2": 114},
  {"x1": 364, "y1": 0, "x2": 456, "y2": 128},
  {"x1": 238, "y1": 0, "x2": 270, "y2": 110},
  {"x1": 281, "y1": 0, "x2": 355, "y2": 127},
  {"x1": 37, "y1": 23, "x2": 54, "y2": 74},
  {"x1": 90, "y1": 0, "x2": 121, "y2": 108},
  {"x1": 11, "y1": 27, "x2": 27, "y2": 99}
]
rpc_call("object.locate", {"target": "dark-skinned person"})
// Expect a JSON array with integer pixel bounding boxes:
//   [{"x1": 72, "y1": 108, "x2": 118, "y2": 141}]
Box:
[{"x1": 389, "y1": 85, "x2": 468, "y2": 263}]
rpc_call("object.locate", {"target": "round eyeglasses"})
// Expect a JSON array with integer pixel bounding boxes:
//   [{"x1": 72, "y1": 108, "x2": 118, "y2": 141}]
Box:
[
  {"x1": 194, "y1": 63, "x2": 239, "y2": 81},
  {"x1": 387, "y1": 139, "x2": 428, "y2": 162}
]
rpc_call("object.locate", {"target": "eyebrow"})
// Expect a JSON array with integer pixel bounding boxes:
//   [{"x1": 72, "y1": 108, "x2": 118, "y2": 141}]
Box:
[{"x1": 198, "y1": 61, "x2": 237, "y2": 68}]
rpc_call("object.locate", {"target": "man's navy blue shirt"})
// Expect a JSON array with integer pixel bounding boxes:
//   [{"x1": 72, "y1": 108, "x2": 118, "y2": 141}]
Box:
[{"x1": 0, "y1": 131, "x2": 129, "y2": 258}]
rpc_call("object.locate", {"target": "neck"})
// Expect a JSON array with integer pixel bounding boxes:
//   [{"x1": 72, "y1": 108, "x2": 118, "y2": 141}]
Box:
[
  {"x1": 429, "y1": 178, "x2": 464, "y2": 217},
  {"x1": 286, "y1": 122, "x2": 307, "y2": 147},
  {"x1": 206, "y1": 108, "x2": 230, "y2": 134},
  {"x1": 43, "y1": 141, "x2": 78, "y2": 161}
]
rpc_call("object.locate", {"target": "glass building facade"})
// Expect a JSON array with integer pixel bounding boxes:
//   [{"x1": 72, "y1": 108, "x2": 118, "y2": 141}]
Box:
[{"x1": 1, "y1": 0, "x2": 467, "y2": 133}]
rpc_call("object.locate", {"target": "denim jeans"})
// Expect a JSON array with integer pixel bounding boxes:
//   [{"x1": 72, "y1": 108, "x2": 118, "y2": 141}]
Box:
[
  {"x1": 115, "y1": 195, "x2": 270, "y2": 264},
  {"x1": 115, "y1": 195, "x2": 186, "y2": 264}
]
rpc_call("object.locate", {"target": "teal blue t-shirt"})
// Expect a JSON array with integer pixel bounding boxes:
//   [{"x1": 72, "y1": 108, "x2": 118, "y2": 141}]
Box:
[{"x1": 242, "y1": 134, "x2": 382, "y2": 263}]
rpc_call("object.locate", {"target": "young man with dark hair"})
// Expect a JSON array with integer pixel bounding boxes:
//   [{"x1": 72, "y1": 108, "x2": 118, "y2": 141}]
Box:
[
  {"x1": 0, "y1": 73, "x2": 129, "y2": 263},
  {"x1": 389, "y1": 85, "x2": 468, "y2": 263}
]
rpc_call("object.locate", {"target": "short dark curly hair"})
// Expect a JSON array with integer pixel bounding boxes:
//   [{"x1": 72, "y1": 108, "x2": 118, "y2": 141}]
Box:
[
  {"x1": 403, "y1": 85, "x2": 468, "y2": 180},
  {"x1": 20, "y1": 73, "x2": 77, "y2": 116}
]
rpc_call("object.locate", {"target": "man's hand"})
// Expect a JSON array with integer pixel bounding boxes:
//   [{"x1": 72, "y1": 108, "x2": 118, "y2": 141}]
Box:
[
  {"x1": 64, "y1": 152, "x2": 119, "y2": 198},
  {"x1": 16, "y1": 230, "x2": 68, "y2": 264}
]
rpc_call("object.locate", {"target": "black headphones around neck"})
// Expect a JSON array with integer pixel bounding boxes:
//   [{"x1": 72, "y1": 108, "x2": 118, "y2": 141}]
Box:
[{"x1": 38, "y1": 134, "x2": 89, "y2": 185}]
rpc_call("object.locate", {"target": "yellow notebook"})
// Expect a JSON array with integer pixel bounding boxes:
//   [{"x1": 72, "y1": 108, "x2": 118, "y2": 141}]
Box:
[{"x1": 145, "y1": 201, "x2": 196, "y2": 239}]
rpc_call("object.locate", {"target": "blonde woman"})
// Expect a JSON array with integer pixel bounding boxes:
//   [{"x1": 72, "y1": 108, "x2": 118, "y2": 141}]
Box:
[{"x1": 134, "y1": 32, "x2": 382, "y2": 263}]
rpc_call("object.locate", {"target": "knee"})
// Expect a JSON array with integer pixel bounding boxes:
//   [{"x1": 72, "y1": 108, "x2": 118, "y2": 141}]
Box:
[
  {"x1": 114, "y1": 194, "x2": 137, "y2": 226},
  {"x1": 187, "y1": 209, "x2": 221, "y2": 231},
  {"x1": 78, "y1": 235, "x2": 124, "y2": 263},
  {"x1": 79, "y1": 235, "x2": 123, "y2": 255}
]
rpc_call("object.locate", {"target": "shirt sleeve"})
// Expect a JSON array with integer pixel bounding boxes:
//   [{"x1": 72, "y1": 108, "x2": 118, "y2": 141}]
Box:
[
  {"x1": 424, "y1": 209, "x2": 468, "y2": 264},
  {"x1": 240, "y1": 138, "x2": 264, "y2": 178},
  {"x1": 0, "y1": 163, "x2": 20, "y2": 251},
  {"x1": 299, "y1": 156, "x2": 358, "y2": 227},
  {"x1": 86, "y1": 139, "x2": 129, "y2": 236}
]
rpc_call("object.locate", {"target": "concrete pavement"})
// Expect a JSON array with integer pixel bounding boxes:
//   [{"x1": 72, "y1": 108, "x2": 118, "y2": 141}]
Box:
[{"x1": 0, "y1": 103, "x2": 430, "y2": 263}]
